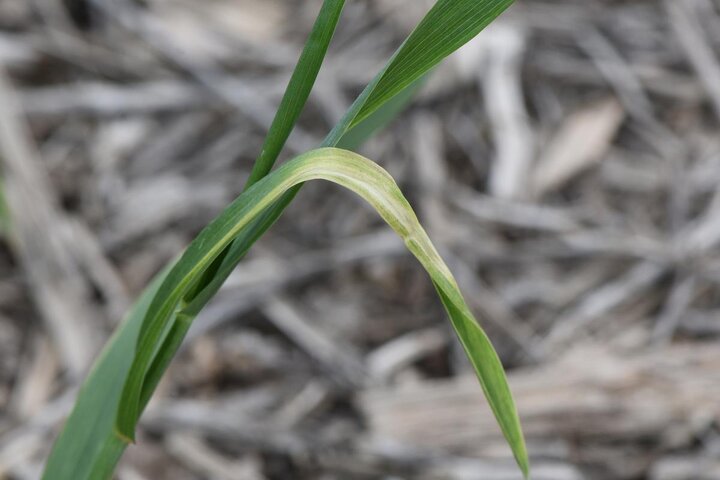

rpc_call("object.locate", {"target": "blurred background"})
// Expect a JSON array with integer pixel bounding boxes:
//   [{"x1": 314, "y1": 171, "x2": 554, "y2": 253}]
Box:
[{"x1": 1, "y1": 0, "x2": 719, "y2": 478}]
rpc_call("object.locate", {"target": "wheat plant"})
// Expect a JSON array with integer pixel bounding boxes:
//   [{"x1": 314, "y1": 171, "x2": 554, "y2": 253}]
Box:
[{"x1": 43, "y1": 1, "x2": 528, "y2": 478}]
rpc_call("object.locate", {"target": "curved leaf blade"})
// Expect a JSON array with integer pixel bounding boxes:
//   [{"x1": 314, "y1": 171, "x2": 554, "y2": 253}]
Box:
[{"x1": 116, "y1": 147, "x2": 528, "y2": 474}]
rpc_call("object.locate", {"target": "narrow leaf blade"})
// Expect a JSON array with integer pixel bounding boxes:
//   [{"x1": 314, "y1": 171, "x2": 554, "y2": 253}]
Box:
[
  {"x1": 351, "y1": 0, "x2": 514, "y2": 128},
  {"x1": 326, "y1": 0, "x2": 515, "y2": 145},
  {"x1": 116, "y1": 147, "x2": 529, "y2": 473},
  {"x1": 41, "y1": 271, "x2": 167, "y2": 479},
  {"x1": 244, "y1": 0, "x2": 346, "y2": 188}
]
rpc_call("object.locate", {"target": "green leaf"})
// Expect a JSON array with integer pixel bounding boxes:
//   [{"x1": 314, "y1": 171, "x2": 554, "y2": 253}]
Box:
[
  {"x1": 43, "y1": 2, "x2": 526, "y2": 479},
  {"x1": 335, "y1": 74, "x2": 427, "y2": 151},
  {"x1": 116, "y1": 147, "x2": 528, "y2": 475},
  {"x1": 325, "y1": 0, "x2": 515, "y2": 145},
  {"x1": 244, "y1": 0, "x2": 346, "y2": 188},
  {"x1": 41, "y1": 270, "x2": 168, "y2": 480},
  {"x1": 351, "y1": 0, "x2": 514, "y2": 129}
]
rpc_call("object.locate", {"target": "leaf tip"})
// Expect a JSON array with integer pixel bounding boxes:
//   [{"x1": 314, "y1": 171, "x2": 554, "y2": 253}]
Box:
[
  {"x1": 520, "y1": 459, "x2": 530, "y2": 479},
  {"x1": 514, "y1": 441, "x2": 530, "y2": 479}
]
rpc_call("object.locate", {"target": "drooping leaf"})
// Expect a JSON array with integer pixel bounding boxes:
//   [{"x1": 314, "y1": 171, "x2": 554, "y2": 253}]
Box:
[{"x1": 116, "y1": 147, "x2": 529, "y2": 475}]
